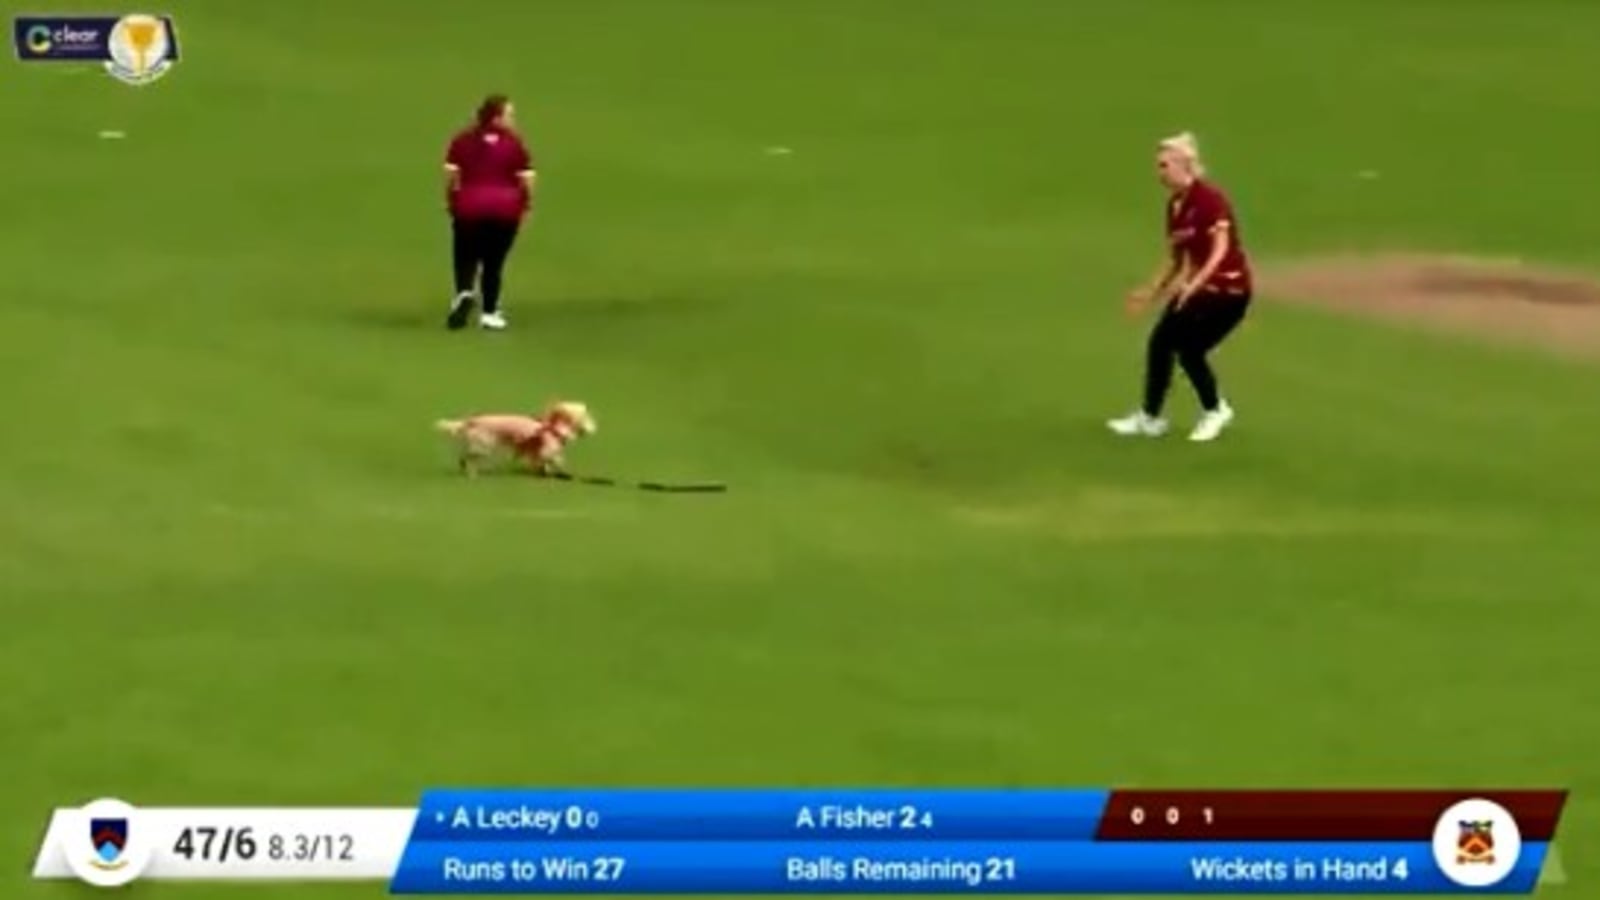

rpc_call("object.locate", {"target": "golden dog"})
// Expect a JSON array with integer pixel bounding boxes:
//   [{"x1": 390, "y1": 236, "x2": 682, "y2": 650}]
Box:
[{"x1": 435, "y1": 401, "x2": 597, "y2": 477}]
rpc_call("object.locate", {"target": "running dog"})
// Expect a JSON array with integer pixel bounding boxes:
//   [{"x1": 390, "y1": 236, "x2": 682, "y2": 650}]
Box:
[{"x1": 434, "y1": 401, "x2": 597, "y2": 477}]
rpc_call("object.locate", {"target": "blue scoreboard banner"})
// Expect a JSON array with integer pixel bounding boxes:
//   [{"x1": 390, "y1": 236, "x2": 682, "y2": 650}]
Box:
[
  {"x1": 30, "y1": 789, "x2": 1567, "y2": 892},
  {"x1": 389, "y1": 789, "x2": 1564, "y2": 894}
]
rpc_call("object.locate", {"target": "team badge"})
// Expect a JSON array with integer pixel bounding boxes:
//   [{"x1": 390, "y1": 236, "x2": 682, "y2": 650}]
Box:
[
  {"x1": 105, "y1": 14, "x2": 177, "y2": 85},
  {"x1": 63, "y1": 798, "x2": 150, "y2": 887},
  {"x1": 1456, "y1": 819, "x2": 1495, "y2": 865},
  {"x1": 1432, "y1": 798, "x2": 1522, "y2": 888},
  {"x1": 88, "y1": 817, "x2": 129, "y2": 869}
]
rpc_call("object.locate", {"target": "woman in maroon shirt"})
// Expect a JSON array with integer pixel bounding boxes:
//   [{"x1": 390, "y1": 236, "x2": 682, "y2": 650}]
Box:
[
  {"x1": 1108, "y1": 132, "x2": 1252, "y2": 443},
  {"x1": 444, "y1": 95, "x2": 535, "y2": 331}
]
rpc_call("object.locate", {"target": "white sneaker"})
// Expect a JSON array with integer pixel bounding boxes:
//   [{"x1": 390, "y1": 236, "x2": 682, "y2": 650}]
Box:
[
  {"x1": 479, "y1": 311, "x2": 508, "y2": 331},
  {"x1": 1107, "y1": 410, "x2": 1169, "y2": 437},
  {"x1": 1188, "y1": 401, "x2": 1235, "y2": 442},
  {"x1": 446, "y1": 291, "x2": 476, "y2": 330}
]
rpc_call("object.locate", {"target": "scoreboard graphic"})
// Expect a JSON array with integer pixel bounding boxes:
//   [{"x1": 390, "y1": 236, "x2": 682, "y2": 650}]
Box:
[{"x1": 33, "y1": 789, "x2": 1567, "y2": 893}]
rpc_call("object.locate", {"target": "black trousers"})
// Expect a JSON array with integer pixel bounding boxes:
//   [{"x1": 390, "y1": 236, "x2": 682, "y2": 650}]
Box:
[
  {"x1": 451, "y1": 218, "x2": 520, "y2": 313},
  {"x1": 1143, "y1": 292, "x2": 1250, "y2": 416}
]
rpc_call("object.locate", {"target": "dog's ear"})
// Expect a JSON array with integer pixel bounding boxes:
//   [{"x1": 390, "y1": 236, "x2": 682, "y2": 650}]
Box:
[{"x1": 562, "y1": 402, "x2": 596, "y2": 434}]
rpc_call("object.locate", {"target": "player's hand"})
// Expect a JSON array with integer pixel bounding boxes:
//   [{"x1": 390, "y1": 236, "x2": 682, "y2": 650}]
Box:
[
  {"x1": 1125, "y1": 286, "x2": 1155, "y2": 318},
  {"x1": 1171, "y1": 282, "x2": 1198, "y2": 309}
]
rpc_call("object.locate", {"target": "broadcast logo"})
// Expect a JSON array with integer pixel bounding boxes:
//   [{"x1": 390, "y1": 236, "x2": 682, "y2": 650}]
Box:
[
  {"x1": 24, "y1": 24, "x2": 52, "y2": 54},
  {"x1": 1431, "y1": 798, "x2": 1522, "y2": 888},
  {"x1": 66, "y1": 798, "x2": 151, "y2": 887},
  {"x1": 12, "y1": 14, "x2": 180, "y2": 84},
  {"x1": 105, "y1": 14, "x2": 174, "y2": 84},
  {"x1": 13, "y1": 19, "x2": 105, "y2": 59}
]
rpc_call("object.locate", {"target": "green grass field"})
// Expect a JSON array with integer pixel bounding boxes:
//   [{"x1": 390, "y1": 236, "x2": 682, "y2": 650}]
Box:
[{"x1": 4, "y1": 0, "x2": 1596, "y2": 896}]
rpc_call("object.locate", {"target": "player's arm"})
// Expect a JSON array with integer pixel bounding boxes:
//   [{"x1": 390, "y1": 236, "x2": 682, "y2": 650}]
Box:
[
  {"x1": 444, "y1": 137, "x2": 464, "y2": 196},
  {"x1": 1174, "y1": 196, "x2": 1233, "y2": 307},
  {"x1": 1148, "y1": 249, "x2": 1184, "y2": 296},
  {"x1": 518, "y1": 169, "x2": 536, "y2": 211},
  {"x1": 1128, "y1": 249, "x2": 1183, "y2": 314},
  {"x1": 1175, "y1": 224, "x2": 1231, "y2": 307},
  {"x1": 516, "y1": 142, "x2": 537, "y2": 200}
]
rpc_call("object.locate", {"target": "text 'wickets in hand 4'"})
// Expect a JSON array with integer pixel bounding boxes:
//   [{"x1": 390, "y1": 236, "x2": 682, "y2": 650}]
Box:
[{"x1": 1191, "y1": 854, "x2": 1412, "y2": 885}]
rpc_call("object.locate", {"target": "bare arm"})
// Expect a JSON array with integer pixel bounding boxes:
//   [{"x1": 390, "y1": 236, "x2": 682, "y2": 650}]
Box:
[
  {"x1": 1146, "y1": 249, "x2": 1184, "y2": 296},
  {"x1": 515, "y1": 140, "x2": 537, "y2": 202},
  {"x1": 1127, "y1": 248, "x2": 1183, "y2": 315},
  {"x1": 444, "y1": 164, "x2": 461, "y2": 196},
  {"x1": 518, "y1": 169, "x2": 537, "y2": 208},
  {"x1": 1174, "y1": 224, "x2": 1231, "y2": 308}
]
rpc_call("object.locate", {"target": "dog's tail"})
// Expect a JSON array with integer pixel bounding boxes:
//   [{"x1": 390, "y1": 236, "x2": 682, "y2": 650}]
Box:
[{"x1": 435, "y1": 418, "x2": 467, "y2": 435}]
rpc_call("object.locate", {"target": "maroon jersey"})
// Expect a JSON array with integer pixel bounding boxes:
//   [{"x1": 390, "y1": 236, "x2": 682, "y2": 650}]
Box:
[
  {"x1": 1166, "y1": 179, "x2": 1251, "y2": 295},
  {"x1": 446, "y1": 124, "x2": 533, "y2": 222}
]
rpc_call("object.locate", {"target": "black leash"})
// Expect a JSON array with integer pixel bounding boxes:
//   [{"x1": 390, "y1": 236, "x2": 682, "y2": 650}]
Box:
[{"x1": 548, "y1": 472, "x2": 728, "y2": 493}]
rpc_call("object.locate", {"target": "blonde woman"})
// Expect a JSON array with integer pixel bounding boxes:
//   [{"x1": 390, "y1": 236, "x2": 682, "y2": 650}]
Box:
[{"x1": 1108, "y1": 133, "x2": 1252, "y2": 442}]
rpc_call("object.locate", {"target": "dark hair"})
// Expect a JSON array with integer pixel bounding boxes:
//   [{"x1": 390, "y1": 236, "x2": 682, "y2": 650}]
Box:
[{"x1": 475, "y1": 94, "x2": 510, "y2": 128}]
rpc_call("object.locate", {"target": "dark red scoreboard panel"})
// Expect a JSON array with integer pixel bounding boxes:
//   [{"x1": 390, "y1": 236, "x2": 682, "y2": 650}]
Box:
[{"x1": 1097, "y1": 789, "x2": 1568, "y2": 840}]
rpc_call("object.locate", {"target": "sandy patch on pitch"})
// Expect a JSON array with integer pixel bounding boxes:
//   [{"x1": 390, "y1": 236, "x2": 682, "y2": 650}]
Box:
[{"x1": 1259, "y1": 254, "x2": 1600, "y2": 359}]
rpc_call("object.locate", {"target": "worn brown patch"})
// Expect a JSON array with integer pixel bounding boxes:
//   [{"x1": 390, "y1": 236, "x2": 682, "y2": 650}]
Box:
[{"x1": 1259, "y1": 254, "x2": 1600, "y2": 359}]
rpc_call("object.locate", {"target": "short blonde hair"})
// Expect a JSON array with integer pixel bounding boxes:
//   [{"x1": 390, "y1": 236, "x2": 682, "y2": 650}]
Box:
[{"x1": 1158, "y1": 131, "x2": 1206, "y2": 177}]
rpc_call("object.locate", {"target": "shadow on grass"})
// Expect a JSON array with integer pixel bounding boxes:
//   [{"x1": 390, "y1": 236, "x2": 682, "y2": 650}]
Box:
[
  {"x1": 337, "y1": 294, "x2": 724, "y2": 333},
  {"x1": 340, "y1": 305, "x2": 441, "y2": 332},
  {"x1": 531, "y1": 294, "x2": 723, "y2": 323}
]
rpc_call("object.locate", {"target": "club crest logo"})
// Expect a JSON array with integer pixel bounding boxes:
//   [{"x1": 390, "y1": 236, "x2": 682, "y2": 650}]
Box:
[
  {"x1": 65, "y1": 798, "x2": 149, "y2": 887},
  {"x1": 1432, "y1": 798, "x2": 1522, "y2": 888},
  {"x1": 106, "y1": 14, "x2": 175, "y2": 84},
  {"x1": 1456, "y1": 819, "x2": 1495, "y2": 865},
  {"x1": 89, "y1": 817, "x2": 128, "y2": 869}
]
